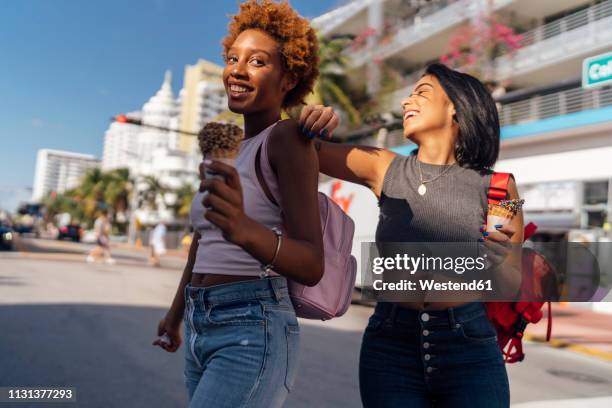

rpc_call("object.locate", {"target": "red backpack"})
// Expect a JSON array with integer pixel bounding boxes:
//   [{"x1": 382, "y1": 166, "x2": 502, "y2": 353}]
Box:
[{"x1": 484, "y1": 172, "x2": 556, "y2": 363}]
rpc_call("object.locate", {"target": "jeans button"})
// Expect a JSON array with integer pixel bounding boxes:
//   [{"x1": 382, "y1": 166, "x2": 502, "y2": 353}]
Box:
[
  {"x1": 423, "y1": 342, "x2": 430, "y2": 349},
  {"x1": 421, "y1": 312, "x2": 430, "y2": 322},
  {"x1": 426, "y1": 367, "x2": 433, "y2": 374},
  {"x1": 424, "y1": 354, "x2": 431, "y2": 361},
  {"x1": 423, "y1": 329, "x2": 429, "y2": 336}
]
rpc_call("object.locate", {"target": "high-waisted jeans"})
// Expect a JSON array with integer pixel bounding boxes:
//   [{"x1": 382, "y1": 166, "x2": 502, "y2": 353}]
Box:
[
  {"x1": 360, "y1": 302, "x2": 509, "y2": 408},
  {"x1": 183, "y1": 277, "x2": 300, "y2": 408}
]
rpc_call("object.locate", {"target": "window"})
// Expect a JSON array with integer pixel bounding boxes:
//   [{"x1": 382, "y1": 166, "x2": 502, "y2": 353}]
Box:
[{"x1": 583, "y1": 180, "x2": 609, "y2": 205}]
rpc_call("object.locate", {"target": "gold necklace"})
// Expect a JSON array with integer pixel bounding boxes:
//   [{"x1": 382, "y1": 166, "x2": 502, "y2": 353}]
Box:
[{"x1": 417, "y1": 159, "x2": 456, "y2": 196}]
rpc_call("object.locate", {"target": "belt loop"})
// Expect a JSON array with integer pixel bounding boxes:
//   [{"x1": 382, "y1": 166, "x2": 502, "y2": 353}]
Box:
[
  {"x1": 448, "y1": 307, "x2": 457, "y2": 328},
  {"x1": 271, "y1": 277, "x2": 283, "y2": 302}
]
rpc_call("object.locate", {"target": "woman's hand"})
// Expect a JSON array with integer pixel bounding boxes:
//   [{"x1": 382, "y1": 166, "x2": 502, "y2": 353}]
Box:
[
  {"x1": 479, "y1": 223, "x2": 516, "y2": 268},
  {"x1": 199, "y1": 160, "x2": 256, "y2": 246},
  {"x1": 152, "y1": 315, "x2": 182, "y2": 352},
  {"x1": 299, "y1": 104, "x2": 340, "y2": 139}
]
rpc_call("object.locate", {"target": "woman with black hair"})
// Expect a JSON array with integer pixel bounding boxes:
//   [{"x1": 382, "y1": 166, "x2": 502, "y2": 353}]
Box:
[{"x1": 300, "y1": 63, "x2": 523, "y2": 407}]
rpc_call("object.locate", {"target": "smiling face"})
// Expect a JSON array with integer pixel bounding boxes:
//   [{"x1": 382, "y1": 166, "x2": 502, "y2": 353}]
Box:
[
  {"x1": 223, "y1": 29, "x2": 296, "y2": 115},
  {"x1": 401, "y1": 74, "x2": 457, "y2": 143}
]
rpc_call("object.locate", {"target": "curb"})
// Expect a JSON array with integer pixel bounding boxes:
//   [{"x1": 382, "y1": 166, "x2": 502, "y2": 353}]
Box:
[{"x1": 524, "y1": 333, "x2": 612, "y2": 362}]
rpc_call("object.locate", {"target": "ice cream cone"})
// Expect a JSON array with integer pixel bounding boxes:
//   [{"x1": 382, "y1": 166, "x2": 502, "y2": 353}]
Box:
[
  {"x1": 204, "y1": 151, "x2": 238, "y2": 180},
  {"x1": 198, "y1": 122, "x2": 243, "y2": 180},
  {"x1": 485, "y1": 199, "x2": 525, "y2": 232}
]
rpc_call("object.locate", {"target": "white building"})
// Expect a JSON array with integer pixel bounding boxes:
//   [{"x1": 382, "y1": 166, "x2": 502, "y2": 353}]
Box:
[
  {"x1": 101, "y1": 70, "x2": 201, "y2": 226},
  {"x1": 101, "y1": 110, "x2": 142, "y2": 174},
  {"x1": 138, "y1": 70, "x2": 181, "y2": 166},
  {"x1": 32, "y1": 149, "x2": 99, "y2": 201},
  {"x1": 178, "y1": 59, "x2": 227, "y2": 155}
]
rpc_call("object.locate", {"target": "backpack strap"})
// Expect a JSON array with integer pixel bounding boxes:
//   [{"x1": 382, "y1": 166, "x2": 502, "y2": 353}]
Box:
[
  {"x1": 254, "y1": 124, "x2": 282, "y2": 209},
  {"x1": 488, "y1": 172, "x2": 513, "y2": 205}
]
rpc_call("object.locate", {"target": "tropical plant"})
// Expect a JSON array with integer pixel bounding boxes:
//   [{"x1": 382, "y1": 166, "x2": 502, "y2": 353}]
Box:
[
  {"x1": 141, "y1": 175, "x2": 167, "y2": 211},
  {"x1": 42, "y1": 167, "x2": 131, "y2": 229},
  {"x1": 103, "y1": 168, "x2": 130, "y2": 216},
  {"x1": 169, "y1": 183, "x2": 195, "y2": 224},
  {"x1": 305, "y1": 34, "x2": 362, "y2": 126},
  {"x1": 440, "y1": 13, "x2": 523, "y2": 81}
]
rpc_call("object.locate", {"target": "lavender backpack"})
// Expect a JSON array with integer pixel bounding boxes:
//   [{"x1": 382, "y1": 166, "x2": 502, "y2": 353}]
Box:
[{"x1": 256, "y1": 141, "x2": 357, "y2": 320}]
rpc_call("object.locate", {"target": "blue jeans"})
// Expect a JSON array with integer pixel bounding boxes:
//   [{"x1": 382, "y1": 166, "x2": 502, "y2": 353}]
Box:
[
  {"x1": 183, "y1": 277, "x2": 300, "y2": 408},
  {"x1": 360, "y1": 302, "x2": 509, "y2": 408}
]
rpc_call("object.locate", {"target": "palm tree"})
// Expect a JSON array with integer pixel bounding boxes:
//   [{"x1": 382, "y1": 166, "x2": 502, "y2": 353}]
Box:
[
  {"x1": 306, "y1": 34, "x2": 362, "y2": 126},
  {"x1": 75, "y1": 167, "x2": 106, "y2": 226},
  {"x1": 103, "y1": 168, "x2": 130, "y2": 217},
  {"x1": 141, "y1": 175, "x2": 167, "y2": 211},
  {"x1": 169, "y1": 183, "x2": 195, "y2": 226}
]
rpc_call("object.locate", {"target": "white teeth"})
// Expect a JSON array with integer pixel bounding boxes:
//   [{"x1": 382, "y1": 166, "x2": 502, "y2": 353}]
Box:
[
  {"x1": 230, "y1": 84, "x2": 249, "y2": 93},
  {"x1": 404, "y1": 110, "x2": 419, "y2": 120}
]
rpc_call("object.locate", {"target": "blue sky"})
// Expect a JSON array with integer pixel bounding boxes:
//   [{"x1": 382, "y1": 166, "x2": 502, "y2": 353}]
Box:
[{"x1": 0, "y1": 0, "x2": 339, "y2": 211}]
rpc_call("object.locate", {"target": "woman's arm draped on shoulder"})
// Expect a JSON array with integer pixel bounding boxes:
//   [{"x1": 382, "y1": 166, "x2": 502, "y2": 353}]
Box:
[
  {"x1": 297, "y1": 104, "x2": 395, "y2": 197},
  {"x1": 314, "y1": 139, "x2": 396, "y2": 197}
]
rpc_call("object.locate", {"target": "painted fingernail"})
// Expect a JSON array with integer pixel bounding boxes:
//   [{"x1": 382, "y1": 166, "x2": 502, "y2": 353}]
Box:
[
  {"x1": 308, "y1": 131, "x2": 316, "y2": 139},
  {"x1": 483, "y1": 232, "x2": 489, "y2": 237},
  {"x1": 302, "y1": 126, "x2": 309, "y2": 136},
  {"x1": 495, "y1": 224, "x2": 503, "y2": 228},
  {"x1": 478, "y1": 237, "x2": 485, "y2": 242},
  {"x1": 479, "y1": 226, "x2": 485, "y2": 232},
  {"x1": 320, "y1": 128, "x2": 328, "y2": 138}
]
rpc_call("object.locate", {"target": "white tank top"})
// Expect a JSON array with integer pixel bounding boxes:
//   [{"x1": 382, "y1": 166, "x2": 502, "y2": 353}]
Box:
[{"x1": 189, "y1": 122, "x2": 283, "y2": 276}]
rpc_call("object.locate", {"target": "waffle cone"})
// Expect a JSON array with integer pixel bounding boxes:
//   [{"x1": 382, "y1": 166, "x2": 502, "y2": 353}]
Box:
[
  {"x1": 488, "y1": 204, "x2": 513, "y2": 219},
  {"x1": 205, "y1": 148, "x2": 238, "y2": 160}
]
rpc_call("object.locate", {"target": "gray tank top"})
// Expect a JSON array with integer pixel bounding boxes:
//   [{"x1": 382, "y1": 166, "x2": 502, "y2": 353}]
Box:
[{"x1": 376, "y1": 154, "x2": 493, "y2": 243}]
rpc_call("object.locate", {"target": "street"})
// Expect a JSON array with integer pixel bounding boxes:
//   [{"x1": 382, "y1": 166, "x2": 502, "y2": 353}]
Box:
[{"x1": 0, "y1": 238, "x2": 611, "y2": 408}]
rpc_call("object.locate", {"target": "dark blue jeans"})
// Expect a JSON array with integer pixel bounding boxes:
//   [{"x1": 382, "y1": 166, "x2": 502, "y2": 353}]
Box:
[{"x1": 359, "y1": 302, "x2": 509, "y2": 408}]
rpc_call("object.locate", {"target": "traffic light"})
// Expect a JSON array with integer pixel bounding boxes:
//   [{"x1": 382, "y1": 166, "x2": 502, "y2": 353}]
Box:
[{"x1": 114, "y1": 114, "x2": 142, "y2": 126}]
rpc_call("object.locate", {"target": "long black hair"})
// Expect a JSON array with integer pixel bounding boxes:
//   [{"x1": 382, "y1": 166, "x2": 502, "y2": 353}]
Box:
[{"x1": 424, "y1": 63, "x2": 500, "y2": 172}]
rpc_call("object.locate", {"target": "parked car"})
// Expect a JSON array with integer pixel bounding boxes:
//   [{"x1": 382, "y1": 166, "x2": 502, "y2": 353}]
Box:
[
  {"x1": 0, "y1": 225, "x2": 15, "y2": 250},
  {"x1": 57, "y1": 224, "x2": 83, "y2": 242}
]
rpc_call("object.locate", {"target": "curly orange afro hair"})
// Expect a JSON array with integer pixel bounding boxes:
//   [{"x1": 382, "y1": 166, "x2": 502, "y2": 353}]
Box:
[{"x1": 222, "y1": 0, "x2": 319, "y2": 109}]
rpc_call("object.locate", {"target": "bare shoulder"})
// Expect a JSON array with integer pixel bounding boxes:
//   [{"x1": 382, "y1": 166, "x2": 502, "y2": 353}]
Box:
[
  {"x1": 269, "y1": 119, "x2": 307, "y2": 148},
  {"x1": 507, "y1": 175, "x2": 520, "y2": 199},
  {"x1": 268, "y1": 119, "x2": 314, "y2": 164}
]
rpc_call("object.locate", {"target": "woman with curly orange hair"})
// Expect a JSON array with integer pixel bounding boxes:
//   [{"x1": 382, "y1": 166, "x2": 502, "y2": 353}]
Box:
[{"x1": 153, "y1": 1, "x2": 338, "y2": 407}]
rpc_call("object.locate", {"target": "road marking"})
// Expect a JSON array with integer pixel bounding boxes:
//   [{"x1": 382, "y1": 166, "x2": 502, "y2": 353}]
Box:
[
  {"x1": 525, "y1": 334, "x2": 612, "y2": 362},
  {"x1": 512, "y1": 395, "x2": 612, "y2": 407}
]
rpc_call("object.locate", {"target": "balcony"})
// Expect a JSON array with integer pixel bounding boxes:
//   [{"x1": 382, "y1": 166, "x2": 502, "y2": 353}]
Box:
[
  {"x1": 499, "y1": 85, "x2": 612, "y2": 139},
  {"x1": 312, "y1": 0, "x2": 370, "y2": 37},
  {"x1": 495, "y1": 0, "x2": 612, "y2": 80},
  {"x1": 499, "y1": 85, "x2": 612, "y2": 127},
  {"x1": 346, "y1": 0, "x2": 516, "y2": 68}
]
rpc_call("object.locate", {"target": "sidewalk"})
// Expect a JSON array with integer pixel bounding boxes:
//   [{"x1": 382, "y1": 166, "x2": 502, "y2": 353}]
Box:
[
  {"x1": 112, "y1": 241, "x2": 187, "y2": 261},
  {"x1": 525, "y1": 304, "x2": 612, "y2": 361}
]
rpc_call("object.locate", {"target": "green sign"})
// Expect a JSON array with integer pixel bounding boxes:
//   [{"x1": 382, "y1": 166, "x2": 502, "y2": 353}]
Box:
[{"x1": 583, "y1": 52, "x2": 612, "y2": 89}]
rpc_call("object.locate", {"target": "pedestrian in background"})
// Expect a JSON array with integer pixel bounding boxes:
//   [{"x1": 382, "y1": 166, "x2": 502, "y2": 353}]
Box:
[
  {"x1": 148, "y1": 220, "x2": 167, "y2": 267},
  {"x1": 86, "y1": 208, "x2": 115, "y2": 265}
]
